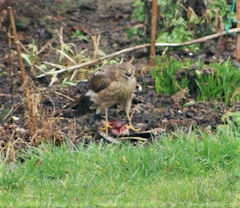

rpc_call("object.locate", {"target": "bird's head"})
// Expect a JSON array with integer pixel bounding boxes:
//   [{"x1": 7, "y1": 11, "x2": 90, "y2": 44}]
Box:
[{"x1": 122, "y1": 62, "x2": 136, "y2": 80}]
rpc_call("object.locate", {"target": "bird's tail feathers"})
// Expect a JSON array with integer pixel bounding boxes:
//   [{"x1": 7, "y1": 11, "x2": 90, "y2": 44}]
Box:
[{"x1": 85, "y1": 90, "x2": 97, "y2": 102}]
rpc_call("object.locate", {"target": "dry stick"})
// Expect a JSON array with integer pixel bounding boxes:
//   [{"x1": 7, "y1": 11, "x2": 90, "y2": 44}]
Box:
[
  {"x1": 236, "y1": 0, "x2": 240, "y2": 60},
  {"x1": 8, "y1": 7, "x2": 37, "y2": 137},
  {"x1": 7, "y1": 27, "x2": 15, "y2": 104},
  {"x1": 18, "y1": 41, "x2": 28, "y2": 53},
  {"x1": 3, "y1": 102, "x2": 23, "y2": 121},
  {"x1": 56, "y1": 49, "x2": 77, "y2": 64},
  {"x1": 39, "y1": 28, "x2": 240, "y2": 77},
  {"x1": 8, "y1": 7, "x2": 27, "y2": 89},
  {"x1": 121, "y1": 136, "x2": 148, "y2": 142},
  {"x1": 43, "y1": 61, "x2": 66, "y2": 69},
  {"x1": 149, "y1": 0, "x2": 158, "y2": 66},
  {"x1": 91, "y1": 34, "x2": 101, "y2": 59},
  {"x1": 98, "y1": 131, "x2": 121, "y2": 144},
  {"x1": 58, "y1": 27, "x2": 64, "y2": 49},
  {"x1": 54, "y1": 91, "x2": 75, "y2": 102},
  {"x1": 38, "y1": 36, "x2": 56, "y2": 55},
  {"x1": 0, "y1": 93, "x2": 11, "y2": 97}
]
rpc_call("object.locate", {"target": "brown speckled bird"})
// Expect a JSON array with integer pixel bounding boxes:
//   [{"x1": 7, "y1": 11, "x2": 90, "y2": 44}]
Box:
[{"x1": 86, "y1": 62, "x2": 137, "y2": 135}]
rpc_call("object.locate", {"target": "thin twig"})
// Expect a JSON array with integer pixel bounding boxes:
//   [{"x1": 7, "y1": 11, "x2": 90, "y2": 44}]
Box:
[
  {"x1": 38, "y1": 36, "x2": 56, "y2": 55},
  {"x1": 98, "y1": 131, "x2": 121, "y2": 144},
  {"x1": 91, "y1": 34, "x2": 101, "y2": 59},
  {"x1": 18, "y1": 41, "x2": 28, "y2": 53},
  {"x1": 7, "y1": 27, "x2": 15, "y2": 103},
  {"x1": 54, "y1": 91, "x2": 75, "y2": 101},
  {"x1": 58, "y1": 27, "x2": 64, "y2": 49},
  {"x1": 8, "y1": 7, "x2": 27, "y2": 88},
  {"x1": 121, "y1": 136, "x2": 148, "y2": 142},
  {"x1": 56, "y1": 49, "x2": 77, "y2": 64},
  {"x1": 42, "y1": 61, "x2": 66, "y2": 70},
  {"x1": 37, "y1": 28, "x2": 240, "y2": 77},
  {"x1": 8, "y1": 6, "x2": 38, "y2": 138},
  {"x1": 0, "y1": 93, "x2": 12, "y2": 97},
  {"x1": 3, "y1": 102, "x2": 23, "y2": 121}
]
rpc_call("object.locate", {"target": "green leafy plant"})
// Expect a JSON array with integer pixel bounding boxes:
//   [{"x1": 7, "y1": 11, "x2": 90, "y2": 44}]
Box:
[
  {"x1": 129, "y1": 0, "x2": 230, "y2": 51},
  {"x1": 126, "y1": 0, "x2": 145, "y2": 42},
  {"x1": 62, "y1": 77, "x2": 78, "y2": 86},
  {"x1": 152, "y1": 56, "x2": 240, "y2": 106},
  {"x1": 132, "y1": 0, "x2": 145, "y2": 22},
  {"x1": 70, "y1": 30, "x2": 89, "y2": 42},
  {"x1": 156, "y1": 1, "x2": 195, "y2": 47},
  {"x1": 196, "y1": 60, "x2": 240, "y2": 105},
  {"x1": 21, "y1": 42, "x2": 39, "y2": 67},
  {"x1": 151, "y1": 56, "x2": 193, "y2": 95},
  {"x1": 126, "y1": 27, "x2": 144, "y2": 39}
]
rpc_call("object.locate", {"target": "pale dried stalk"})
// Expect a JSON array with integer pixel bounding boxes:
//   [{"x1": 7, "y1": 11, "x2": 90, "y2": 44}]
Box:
[{"x1": 91, "y1": 34, "x2": 101, "y2": 59}]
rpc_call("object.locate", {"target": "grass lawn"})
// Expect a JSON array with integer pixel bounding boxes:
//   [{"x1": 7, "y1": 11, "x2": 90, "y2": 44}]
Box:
[{"x1": 1, "y1": 128, "x2": 240, "y2": 207}]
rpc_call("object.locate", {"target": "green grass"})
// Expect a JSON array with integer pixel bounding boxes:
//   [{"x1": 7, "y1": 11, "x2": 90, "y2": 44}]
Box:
[
  {"x1": 151, "y1": 57, "x2": 240, "y2": 105},
  {"x1": 196, "y1": 60, "x2": 240, "y2": 105},
  {"x1": 1, "y1": 127, "x2": 240, "y2": 207}
]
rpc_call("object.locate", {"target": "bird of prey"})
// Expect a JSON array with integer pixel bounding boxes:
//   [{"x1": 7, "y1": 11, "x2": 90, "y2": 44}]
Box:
[{"x1": 86, "y1": 62, "x2": 137, "y2": 135}]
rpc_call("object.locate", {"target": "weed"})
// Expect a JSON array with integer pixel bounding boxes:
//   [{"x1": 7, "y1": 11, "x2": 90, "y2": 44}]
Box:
[
  {"x1": 126, "y1": 27, "x2": 145, "y2": 40},
  {"x1": 70, "y1": 29, "x2": 89, "y2": 42},
  {"x1": 150, "y1": 56, "x2": 193, "y2": 95},
  {"x1": 21, "y1": 41, "x2": 39, "y2": 70},
  {"x1": 152, "y1": 56, "x2": 240, "y2": 105},
  {"x1": 196, "y1": 60, "x2": 240, "y2": 105},
  {"x1": 130, "y1": 0, "x2": 231, "y2": 52},
  {"x1": 132, "y1": 0, "x2": 145, "y2": 22}
]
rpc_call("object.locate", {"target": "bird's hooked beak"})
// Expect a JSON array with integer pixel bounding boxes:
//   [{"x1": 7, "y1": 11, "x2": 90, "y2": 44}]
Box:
[{"x1": 124, "y1": 71, "x2": 132, "y2": 79}]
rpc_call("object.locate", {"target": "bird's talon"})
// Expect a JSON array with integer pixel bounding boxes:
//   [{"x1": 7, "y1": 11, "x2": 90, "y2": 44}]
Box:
[
  {"x1": 127, "y1": 123, "x2": 140, "y2": 132},
  {"x1": 99, "y1": 122, "x2": 112, "y2": 135}
]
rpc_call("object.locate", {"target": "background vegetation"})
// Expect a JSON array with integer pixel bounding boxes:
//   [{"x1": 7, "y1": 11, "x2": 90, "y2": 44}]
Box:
[
  {"x1": 151, "y1": 57, "x2": 240, "y2": 105},
  {"x1": 129, "y1": 0, "x2": 231, "y2": 51}
]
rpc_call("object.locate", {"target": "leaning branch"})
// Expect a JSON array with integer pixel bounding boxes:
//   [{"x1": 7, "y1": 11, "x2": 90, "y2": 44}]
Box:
[{"x1": 38, "y1": 28, "x2": 240, "y2": 78}]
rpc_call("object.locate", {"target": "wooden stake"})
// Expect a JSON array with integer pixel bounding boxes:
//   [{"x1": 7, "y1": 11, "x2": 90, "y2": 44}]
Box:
[
  {"x1": 237, "y1": 0, "x2": 240, "y2": 60},
  {"x1": 149, "y1": 0, "x2": 158, "y2": 66}
]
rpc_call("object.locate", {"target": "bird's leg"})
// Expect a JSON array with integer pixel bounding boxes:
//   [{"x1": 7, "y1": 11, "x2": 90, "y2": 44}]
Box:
[
  {"x1": 105, "y1": 108, "x2": 110, "y2": 135},
  {"x1": 125, "y1": 99, "x2": 140, "y2": 132},
  {"x1": 127, "y1": 114, "x2": 140, "y2": 132},
  {"x1": 99, "y1": 108, "x2": 112, "y2": 135}
]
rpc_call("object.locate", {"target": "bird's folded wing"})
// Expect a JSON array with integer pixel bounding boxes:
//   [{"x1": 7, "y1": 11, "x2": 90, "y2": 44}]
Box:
[
  {"x1": 99, "y1": 81, "x2": 123, "y2": 97},
  {"x1": 88, "y1": 72, "x2": 113, "y2": 93}
]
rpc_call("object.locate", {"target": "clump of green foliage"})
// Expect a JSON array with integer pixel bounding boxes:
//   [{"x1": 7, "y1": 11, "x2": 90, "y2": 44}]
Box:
[
  {"x1": 156, "y1": 1, "x2": 196, "y2": 50},
  {"x1": 150, "y1": 56, "x2": 196, "y2": 95},
  {"x1": 126, "y1": 0, "x2": 145, "y2": 40},
  {"x1": 70, "y1": 29, "x2": 89, "y2": 42},
  {"x1": 196, "y1": 60, "x2": 240, "y2": 105},
  {"x1": 151, "y1": 56, "x2": 240, "y2": 105},
  {"x1": 132, "y1": 0, "x2": 145, "y2": 22},
  {"x1": 156, "y1": 0, "x2": 230, "y2": 43},
  {"x1": 129, "y1": 0, "x2": 231, "y2": 51}
]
